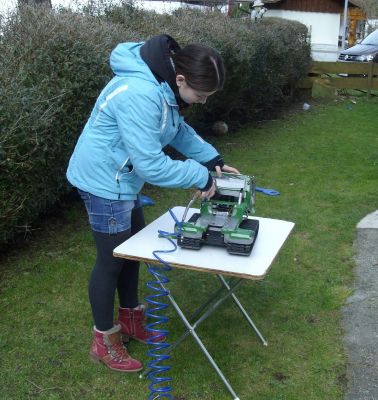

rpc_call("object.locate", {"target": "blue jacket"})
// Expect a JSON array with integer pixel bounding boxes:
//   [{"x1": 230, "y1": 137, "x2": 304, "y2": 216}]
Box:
[{"x1": 66, "y1": 41, "x2": 219, "y2": 200}]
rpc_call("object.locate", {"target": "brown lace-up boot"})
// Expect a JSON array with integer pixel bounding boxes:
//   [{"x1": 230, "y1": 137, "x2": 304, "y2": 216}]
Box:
[{"x1": 89, "y1": 324, "x2": 143, "y2": 372}]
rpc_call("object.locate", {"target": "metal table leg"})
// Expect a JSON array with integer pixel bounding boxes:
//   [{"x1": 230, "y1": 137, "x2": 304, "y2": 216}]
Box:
[
  {"x1": 217, "y1": 275, "x2": 268, "y2": 346},
  {"x1": 188, "y1": 284, "x2": 226, "y2": 322},
  {"x1": 141, "y1": 272, "x2": 242, "y2": 400},
  {"x1": 139, "y1": 291, "x2": 228, "y2": 380},
  {"x1": 140, "y1": 277, "x2": 243, "y2": 376}
]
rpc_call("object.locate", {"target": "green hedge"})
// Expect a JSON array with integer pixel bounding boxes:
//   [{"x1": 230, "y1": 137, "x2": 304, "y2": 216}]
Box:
[
  {"x1": 0, "y1": 5, "x2": 311, "y2": 247},
  {"x1": 103, "y1": 7, "x2": 311, "y2": 125},
  {"x1": 0, "y1": 7, "x2": 138, "y2": 246}
]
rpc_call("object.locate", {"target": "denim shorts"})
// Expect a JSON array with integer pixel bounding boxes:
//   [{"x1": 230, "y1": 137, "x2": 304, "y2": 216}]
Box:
[{"x1": 78, "y1": 189, "x2": 136, "y2": 234}]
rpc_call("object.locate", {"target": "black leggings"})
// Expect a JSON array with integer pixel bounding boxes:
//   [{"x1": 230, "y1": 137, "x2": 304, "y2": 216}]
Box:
[{"x1": 88, "y1": 206, "x2": 145, "y2": 331}]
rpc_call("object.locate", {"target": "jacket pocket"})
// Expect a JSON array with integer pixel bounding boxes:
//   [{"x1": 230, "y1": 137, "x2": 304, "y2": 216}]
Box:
[{"x1": 117, "y1": 167, "x2": 144, "y2": 195}]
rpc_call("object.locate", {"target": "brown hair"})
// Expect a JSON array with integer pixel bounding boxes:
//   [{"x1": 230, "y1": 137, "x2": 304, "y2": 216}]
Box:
[{"x1": 172, "y1": 44, "x2": 225, "y2": 92}]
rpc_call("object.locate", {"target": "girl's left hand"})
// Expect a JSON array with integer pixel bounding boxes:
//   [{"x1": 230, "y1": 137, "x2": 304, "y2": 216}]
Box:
[{"x1": 215, "y1": 164, "x2": 240, "y2": 177}]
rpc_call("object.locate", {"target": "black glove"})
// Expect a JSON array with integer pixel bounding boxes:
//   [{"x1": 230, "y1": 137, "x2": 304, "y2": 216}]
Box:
[
  {"x1": 201, "y1": 155, "x2": 224, "y2": 172},
  {"x1": 199, "y1": 173, "x2": 214, "y2": 192}
]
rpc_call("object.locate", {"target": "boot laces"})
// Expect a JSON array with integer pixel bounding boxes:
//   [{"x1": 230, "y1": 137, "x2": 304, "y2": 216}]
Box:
[{"x1": 108, "y1": 341, "x2": 130, "y2": 362}]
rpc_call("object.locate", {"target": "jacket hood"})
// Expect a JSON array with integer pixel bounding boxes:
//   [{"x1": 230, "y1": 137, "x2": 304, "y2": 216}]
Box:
[
  {"x1": 140, "y1": 34, "x2": 189, "y2": 109},
  {"x1": 110, "y1": 42, "x2": 154, "y2": 79}
]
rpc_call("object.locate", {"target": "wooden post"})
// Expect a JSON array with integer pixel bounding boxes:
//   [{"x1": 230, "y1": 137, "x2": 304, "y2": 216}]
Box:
[
  {"x1": 227, "y1": 0, "x2": 236, "y2": 16},
  {"x1": 367, "y1": 61, "x2": 374, "y2": 99},
  {"x1": 341, "y1": 0, "x2": 348, "y2": 49}
]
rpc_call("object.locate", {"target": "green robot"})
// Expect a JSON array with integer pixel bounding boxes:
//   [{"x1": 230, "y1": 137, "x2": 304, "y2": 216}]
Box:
[{"x1": 175, "y1": 173, "x2": 259, "y2": 256}]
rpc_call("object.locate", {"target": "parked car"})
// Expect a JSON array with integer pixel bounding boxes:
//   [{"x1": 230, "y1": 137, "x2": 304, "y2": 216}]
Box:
[{"x1": 338, "y1": 29, "x2": 378, "y2": 62}]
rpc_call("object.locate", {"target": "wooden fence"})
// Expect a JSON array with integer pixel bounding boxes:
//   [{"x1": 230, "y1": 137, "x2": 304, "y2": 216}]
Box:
[{"x1": 298, "y1": 61, "x2": 378, "y2": 98}]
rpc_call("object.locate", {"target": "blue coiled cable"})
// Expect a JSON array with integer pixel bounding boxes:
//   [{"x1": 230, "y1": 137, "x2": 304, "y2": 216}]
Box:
[{"x1": 145, "y1": 208, "x2": 182, "y2": 399}]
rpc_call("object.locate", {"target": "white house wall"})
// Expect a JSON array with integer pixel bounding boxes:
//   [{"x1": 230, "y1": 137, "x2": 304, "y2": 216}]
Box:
[{"x1": 267, "y1": 10, "x2": 340, "y2": 61}]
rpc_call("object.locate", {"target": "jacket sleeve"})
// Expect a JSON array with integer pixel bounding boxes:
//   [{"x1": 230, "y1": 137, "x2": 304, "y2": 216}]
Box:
[
  {"x1": 112, "y1": 88, "x2": 209, "y2": 190},
  {"x1": 169, "y1": 118, "x2": 220, "y2": 164}
]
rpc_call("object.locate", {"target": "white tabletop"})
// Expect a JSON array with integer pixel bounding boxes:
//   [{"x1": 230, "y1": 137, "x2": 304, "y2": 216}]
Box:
[{"x1": 114, "y1": 206, "x2": 295, "y2": 280}]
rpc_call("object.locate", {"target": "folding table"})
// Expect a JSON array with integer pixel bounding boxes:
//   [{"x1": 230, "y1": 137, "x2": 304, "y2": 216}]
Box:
[{"x1": 114, "y1": 206, "x2": 295, "y2": 400}]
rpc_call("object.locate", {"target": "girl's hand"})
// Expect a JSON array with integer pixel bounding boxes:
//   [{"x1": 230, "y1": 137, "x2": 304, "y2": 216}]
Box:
[{"x1": 215, "y1": 164, "x2": 240, "y2": 177}]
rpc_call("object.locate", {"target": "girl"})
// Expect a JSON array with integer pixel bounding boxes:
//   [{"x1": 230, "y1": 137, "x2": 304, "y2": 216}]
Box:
[{"x1": 66, "y1": 34, "x2": 238, "y2": 373}]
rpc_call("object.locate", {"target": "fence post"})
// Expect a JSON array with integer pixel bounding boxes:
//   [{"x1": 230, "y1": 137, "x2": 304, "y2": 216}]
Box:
[{"x1": 367, "y1": 61, "x2": 374, "y2": 99}]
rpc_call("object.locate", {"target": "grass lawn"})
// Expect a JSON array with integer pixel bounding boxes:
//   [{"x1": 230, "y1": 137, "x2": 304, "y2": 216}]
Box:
[{"x1": 0, "y1": 96, "x2": 377, "y2": 399}]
